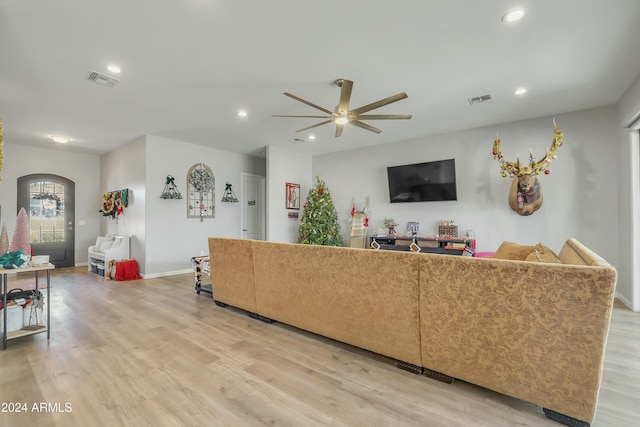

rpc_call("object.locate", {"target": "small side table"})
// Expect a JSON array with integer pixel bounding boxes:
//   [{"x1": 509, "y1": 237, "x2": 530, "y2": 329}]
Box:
[
  {"x1": 191, "y1": 256, "x2": 212, "y2": 297},
  {"x1": 1, "y1": 263, "x2": 54, "y2": 350}
]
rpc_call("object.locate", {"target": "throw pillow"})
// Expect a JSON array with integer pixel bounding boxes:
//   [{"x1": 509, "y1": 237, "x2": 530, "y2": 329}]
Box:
[
  {"x1": 493, "y1": 241, "x2": 536, "y2": 260},
  {"x1": 100, "y1": 240, "x2": 114, "y2": 252},
  {"x1": 525, "y1": 243, "x2": 562, "y2": 263}
]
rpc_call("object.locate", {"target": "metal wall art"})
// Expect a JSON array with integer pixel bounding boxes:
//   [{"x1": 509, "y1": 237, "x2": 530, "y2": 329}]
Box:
[
  {"x1": 187, "y1": 163, "x2": 215, "y2": 221},
  {"x1": 161, "y1": 175, "x2": 183, "y2": 199},
  {"x1": 221, "y1": 182, "x2": 238, "y2": 203}
]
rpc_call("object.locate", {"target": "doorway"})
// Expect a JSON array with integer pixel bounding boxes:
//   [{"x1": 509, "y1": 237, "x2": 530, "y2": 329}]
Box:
[
  {"x1": 241, "y1": 174, "x2": 265, "y2": 240},
  {"x1": 17, "y1": 174, "x2": 75, "y2": 268}
]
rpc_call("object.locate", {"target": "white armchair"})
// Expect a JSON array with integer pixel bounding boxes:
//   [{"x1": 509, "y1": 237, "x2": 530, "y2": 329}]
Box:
[{"x1": 88, "y1": 235, "x2": 130, "y2": 271}]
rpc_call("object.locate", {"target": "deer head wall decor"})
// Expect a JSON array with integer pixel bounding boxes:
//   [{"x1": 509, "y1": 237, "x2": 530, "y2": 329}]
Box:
[{"x1": 492, "y1": 120, "x2": 564, "y2": 216}]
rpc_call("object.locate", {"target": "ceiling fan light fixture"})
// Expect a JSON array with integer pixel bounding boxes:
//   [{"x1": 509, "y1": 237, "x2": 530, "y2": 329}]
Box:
[{"x1": 274, "y1": 79, "x2": 410, "y2": 137}]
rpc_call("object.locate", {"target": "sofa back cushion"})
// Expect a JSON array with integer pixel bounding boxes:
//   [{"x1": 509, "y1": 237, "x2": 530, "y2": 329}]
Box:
[
  {"x1": 493, "y1": 241, "x2": 535, "y2": 260},
  {"x1": 524, "y1": 243, "x2": 562, "y2": 263}
]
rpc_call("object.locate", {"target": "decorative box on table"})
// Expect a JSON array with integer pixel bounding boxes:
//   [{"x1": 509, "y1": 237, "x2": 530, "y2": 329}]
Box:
[{"x1": 438, "y1": 225, "x2": 458, "y2": 238}]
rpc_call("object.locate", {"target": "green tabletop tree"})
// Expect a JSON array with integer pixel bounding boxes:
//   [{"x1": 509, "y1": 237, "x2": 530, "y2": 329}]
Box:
[{"x1": 298, "y1": 176, "x2": 344, "y2": 246}]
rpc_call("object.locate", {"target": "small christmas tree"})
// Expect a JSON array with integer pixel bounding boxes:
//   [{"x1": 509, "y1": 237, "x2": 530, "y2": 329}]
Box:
[
  {"x1": 298, "y1": 176, "x2": 344, "y2": 246},
  {"x1": 0, "y1": 223, "x2": 9, "y2": 256},
  {"x1": 9, "y1": 207, "x2": 31, "y2": 255}
]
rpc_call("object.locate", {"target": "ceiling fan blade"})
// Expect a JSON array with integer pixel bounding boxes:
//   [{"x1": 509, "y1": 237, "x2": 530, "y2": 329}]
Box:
[
  {"x1": 350, "y1": 120, "x2": 383, "y2": 134},
  {"x1": 356, "y1": 114, "x2": 413, "y2": 120},
  {"x1": 336, "y1": 79, "x2": 353, "y2": 115},
  {"x1": 283, "y1": 93, "x2": 334, "y2": 115},
  {"x1": 272, "y1": 115, "x2": 332, "y2": 118},
  {"x1": 350, "y1": 92, "x2": 408, "y2": 116},
  {"x1": 335, "y1": 123, "x2": 345, "y2": 138},
  {"x1": 295, "y1": 119, "x2": 334, "y2": 132}
]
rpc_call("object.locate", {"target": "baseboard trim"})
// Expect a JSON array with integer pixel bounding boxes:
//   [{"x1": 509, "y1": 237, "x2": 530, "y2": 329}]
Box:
[
  {"x1": 615, "y1": 293, "x2": 636, "y2": 311},
  {"x1": 142, "y1": 268, "x2": 192, "y2": 279}
]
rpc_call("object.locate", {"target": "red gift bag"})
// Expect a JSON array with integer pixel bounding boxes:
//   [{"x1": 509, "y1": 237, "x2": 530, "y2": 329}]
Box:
[{"x1": 114, "y1": 259, "x2": 142, "y2": 281}]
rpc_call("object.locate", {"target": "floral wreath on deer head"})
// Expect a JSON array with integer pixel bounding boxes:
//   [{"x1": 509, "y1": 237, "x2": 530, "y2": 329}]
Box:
[{"x1": 492, "y1": 120, "x2": 564, "y2": 216}]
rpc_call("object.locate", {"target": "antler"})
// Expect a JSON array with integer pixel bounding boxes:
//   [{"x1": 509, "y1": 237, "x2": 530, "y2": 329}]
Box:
[{"x1": 493, "y1": 119, "x2": 563, "y2": 178}]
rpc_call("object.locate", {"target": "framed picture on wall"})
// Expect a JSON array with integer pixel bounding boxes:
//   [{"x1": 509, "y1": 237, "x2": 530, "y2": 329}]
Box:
[{"x1": 286, "y1": 182, "x2": 300, "y2": 210}]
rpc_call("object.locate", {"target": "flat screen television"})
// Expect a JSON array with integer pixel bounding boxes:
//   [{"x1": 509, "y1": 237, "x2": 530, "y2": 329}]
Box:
[{"x1": 387, "y1": 158, "x2": 457, "y2": 203}]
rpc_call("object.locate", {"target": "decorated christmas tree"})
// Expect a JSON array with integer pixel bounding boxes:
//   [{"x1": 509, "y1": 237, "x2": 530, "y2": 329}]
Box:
[{"x1": 298, "y1": 176, "x2": 344, "y2": 246}]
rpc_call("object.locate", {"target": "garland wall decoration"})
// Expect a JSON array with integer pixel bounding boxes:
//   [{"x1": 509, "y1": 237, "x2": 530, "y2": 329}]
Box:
[
  {"x1": 99, "y1": 189, "x2": 129, "y2": 220},
  {"x1": 187, "y1": 163, "x2": 215, "y2": 221},
  {"x1": 221, "y1": 182, "x2": 239, "y2": 203},
  {"x1": 161, "y1": 175, "x2": 183, "y2": 199}
]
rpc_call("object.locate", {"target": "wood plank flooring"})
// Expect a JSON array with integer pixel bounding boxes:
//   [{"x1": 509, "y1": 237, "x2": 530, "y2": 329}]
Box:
[{"x1": 0, "y1": 267, "x2": 638, "y2": 427}]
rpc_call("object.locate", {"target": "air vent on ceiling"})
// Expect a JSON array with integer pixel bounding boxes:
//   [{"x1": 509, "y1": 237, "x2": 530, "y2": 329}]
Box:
[
  {"x1": 468, "y1": 94, "x2": 492, "y2": 105},
  {"x1": 87, "y1": 71, "x2": 119, "y2": 88},
  {"x1": 290, "y1": 138, "x2": 306, "y2": 143}
]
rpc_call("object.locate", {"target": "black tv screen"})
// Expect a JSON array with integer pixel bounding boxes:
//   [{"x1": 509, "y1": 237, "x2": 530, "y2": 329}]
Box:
[{"x1": 387, "y1": 158, "x2": 457, "y2": 203}]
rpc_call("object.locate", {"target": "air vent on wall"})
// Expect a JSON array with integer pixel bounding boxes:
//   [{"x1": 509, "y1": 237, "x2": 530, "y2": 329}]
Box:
[
  {"x1": 468, "y1": 94, "x2": 492, "y2": 105},
  {"x1": 87, "y1": 71, "x2": 119, "y2": 88}
]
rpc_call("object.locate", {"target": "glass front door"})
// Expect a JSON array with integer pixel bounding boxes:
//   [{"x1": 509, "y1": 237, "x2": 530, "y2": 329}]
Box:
[{"x1": 17, "y1": 174, "x2": 75, "y2": 267}]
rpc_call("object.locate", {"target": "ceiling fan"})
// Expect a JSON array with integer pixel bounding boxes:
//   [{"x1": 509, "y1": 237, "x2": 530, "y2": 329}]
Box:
[{"x1": 273, "y1": 79, "x2": 412, "y2": 137}]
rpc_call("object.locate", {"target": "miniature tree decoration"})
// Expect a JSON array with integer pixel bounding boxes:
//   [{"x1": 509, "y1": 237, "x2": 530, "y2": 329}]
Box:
[
  {"x1": 0, "y1": 223, "x2": 9, "y2": 257},
  {"x1": 9, "y1": 207, "x2": 31, "y2": 255},
  {"x1": 298, "y1": 176, "x2": 344, "y2": 246},
  {"x1": 160, "y1": 175, "x2": 183, "y2": 199}
]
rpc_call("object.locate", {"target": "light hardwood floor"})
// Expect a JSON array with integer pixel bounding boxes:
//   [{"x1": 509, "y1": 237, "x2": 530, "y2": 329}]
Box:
[{"x1": 0, "y1": 267, "x2": 638, "y2": 427}]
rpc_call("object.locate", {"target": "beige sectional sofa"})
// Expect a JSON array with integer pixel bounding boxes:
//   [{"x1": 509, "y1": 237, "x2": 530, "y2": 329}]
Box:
[{"x1": 208, "y1": 237, "x2": 617, "y2": 427}]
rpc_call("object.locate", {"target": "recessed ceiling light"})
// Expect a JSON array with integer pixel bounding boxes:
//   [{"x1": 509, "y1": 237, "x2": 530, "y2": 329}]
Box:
[
  {"x1": 238, "y1": 110, "x2": 247, "y2": 117},
  {"x1": 514, "y1": 87, "x2": 527, "y2": 95},
  {"x1": 502, "y1": 8, "x2": 525, "y2": 23},
  {"x1": 50, "y1": 135, "x2": 70, "y2": 144},
  {"x1": 308, "y1": 135, "x2": 316, "y2": 140},
  {"x1": 107, "y1": 65, "x2": 121, "y2": 74}
]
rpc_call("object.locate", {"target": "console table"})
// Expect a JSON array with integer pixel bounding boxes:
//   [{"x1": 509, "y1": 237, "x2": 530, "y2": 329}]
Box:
[
  {"x1": 1, "y1": 263, "x2": 54, "y2": 350},
  {"x1": 369, "y1": 235, "x2": 474, "y2": 255}
]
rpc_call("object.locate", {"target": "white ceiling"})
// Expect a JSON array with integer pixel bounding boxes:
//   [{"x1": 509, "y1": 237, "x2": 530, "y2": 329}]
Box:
[{"x1": 2, "y1": 0, "x2": 640, "y2": 158}]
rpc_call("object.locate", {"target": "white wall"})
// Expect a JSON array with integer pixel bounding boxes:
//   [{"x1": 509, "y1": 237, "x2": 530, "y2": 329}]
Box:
[
  {"x1": 143, "y1": 135, "x2": 265, "y2": 277},
  {"x1": 266, "y1": 145, "x2": 312, "y2": 242},
  {"x1": 616, "y1": 73, "x2": 640, "y2": 310},
  {"x1": 314, "y1": 107, "x2": 619, "y2": 269},
  {"x1": 101, "y1": 136, "x2": 147, "y2": 272},
  {"x1": 0, "y1": 143, "x2": 100, "y2": 265}
]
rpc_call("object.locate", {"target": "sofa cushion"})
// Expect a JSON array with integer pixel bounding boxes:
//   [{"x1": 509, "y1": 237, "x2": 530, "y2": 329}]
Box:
[
  {"x1": 100, "y1": 240, "x2": 115, "y2": 252},
  {"x1": 95, "y1": 235, "x2": 113, "y2": 248},
  {"x1": 493, "y1": 241, "x2": 535, "y2": 260},
  {"x1": 525, "y1": 243, "x2": 562, "y2": 263}
]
